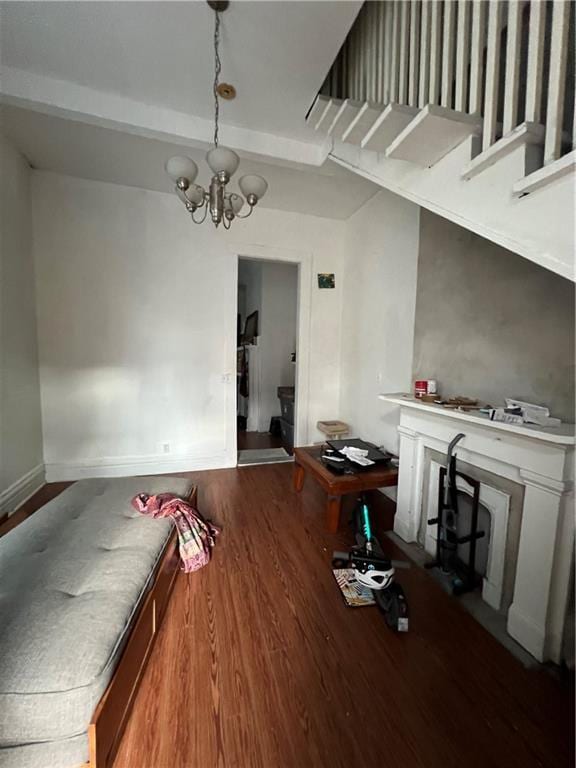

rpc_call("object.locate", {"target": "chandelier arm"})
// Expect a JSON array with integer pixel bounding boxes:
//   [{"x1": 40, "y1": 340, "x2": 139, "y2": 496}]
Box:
[
  {"x1": 191, "y1": 204, "x2": 209, "y2": 225},
  {"x1": 235, "y1": 204, "x2": 255, "y2": 220}
]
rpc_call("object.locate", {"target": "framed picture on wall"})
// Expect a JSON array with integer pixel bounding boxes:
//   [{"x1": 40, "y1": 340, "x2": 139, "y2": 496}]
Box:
[
  {"x1": 318, "y1": 273, "x2": 335, "y2": 289},
  {"x1": 243, "y1": 310, "x2": 259, "y2": 344}
]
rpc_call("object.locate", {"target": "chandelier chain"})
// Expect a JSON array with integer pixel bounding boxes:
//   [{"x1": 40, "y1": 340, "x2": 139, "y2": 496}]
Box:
[{"x1": 213, "y1": 9, "x2": 221, "y2": 148}]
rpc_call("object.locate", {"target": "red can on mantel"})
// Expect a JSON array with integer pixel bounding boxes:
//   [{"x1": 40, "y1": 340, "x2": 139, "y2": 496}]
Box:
[{"x1": 414, "y1": 380, "x2": 437, "y2": 398}]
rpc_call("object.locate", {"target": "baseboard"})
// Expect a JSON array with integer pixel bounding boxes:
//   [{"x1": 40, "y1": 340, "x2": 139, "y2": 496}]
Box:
[
  {"x1": 45, "y1": 451, "x2": 237, "y2": 482},
  {"x1": 0, "y1": 464, "x2": 46, "y2": 515},
  {"x1": 507, "y1": 603, "x2": 545, "y2": 662}
]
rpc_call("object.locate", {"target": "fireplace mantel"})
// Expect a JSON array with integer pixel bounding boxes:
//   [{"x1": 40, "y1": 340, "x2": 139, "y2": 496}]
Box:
[
  {"x1": 378, "y1": 393, "x2": 575, "y2": 445},
  {"x1": 379, "y1": 392, "x2": 575, "y2": 663}
]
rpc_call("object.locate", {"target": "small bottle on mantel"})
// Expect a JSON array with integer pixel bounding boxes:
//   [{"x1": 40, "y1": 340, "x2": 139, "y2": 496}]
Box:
[{"x1": 414, "y1": 380, "x2": 437, "y2": 398}]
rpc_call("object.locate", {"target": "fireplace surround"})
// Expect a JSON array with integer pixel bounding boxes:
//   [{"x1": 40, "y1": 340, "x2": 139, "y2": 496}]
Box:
[{"x1": 380, "y1": 394, "x2": 575, "y2": 663}]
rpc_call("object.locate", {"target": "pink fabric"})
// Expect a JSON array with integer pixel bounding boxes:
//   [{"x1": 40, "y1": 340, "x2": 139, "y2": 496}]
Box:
[{"x1": 131, "y1": 492, "x2": 220, "y2": 573}]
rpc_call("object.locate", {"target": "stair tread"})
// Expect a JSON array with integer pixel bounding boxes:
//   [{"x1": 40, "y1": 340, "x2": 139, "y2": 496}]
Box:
[
  {"x1": 361, "y1": 103, "x2": 419, "y2": 152},
  {"x1": 342, "y1": 102, "x2": 383, "y2": 145},
  {"x1": 316, "y1": 98, "x2": 344, "y2": 131},
  {"x1": 386, "y1": 104, "x2": 482, "y2": 167},
  {"x1": 328, "y1": 99, "x2": 364, "y2": 140}
]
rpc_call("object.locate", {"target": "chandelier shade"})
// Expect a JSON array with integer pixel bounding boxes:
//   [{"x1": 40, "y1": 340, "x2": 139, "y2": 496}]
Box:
[
  {"x1": 164, "y1": 2, "x2": 268, "y2": 229},
  {"x1": 165, "y1": 156, "x2": 198, "y2": 184},
  {"x1": 239, "y1": 174, "x2": 268, "y2": 200},
  {"x1": 207, "y1": 147, "x2": 240, "y2": 178}
]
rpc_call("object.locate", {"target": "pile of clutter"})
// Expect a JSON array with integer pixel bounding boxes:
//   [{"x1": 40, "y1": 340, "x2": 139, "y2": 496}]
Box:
[
  {"x1": 412, "y1": 380, "x2": 562, "y2": 427},
  {"x1": 487, "y1": 399, "x2": 562, "y2": 427}
]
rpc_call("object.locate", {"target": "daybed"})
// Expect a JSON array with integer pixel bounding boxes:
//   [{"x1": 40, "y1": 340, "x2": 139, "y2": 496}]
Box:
[{"x1": 0, "y1": 476, "x2": 196, "y2": 768}]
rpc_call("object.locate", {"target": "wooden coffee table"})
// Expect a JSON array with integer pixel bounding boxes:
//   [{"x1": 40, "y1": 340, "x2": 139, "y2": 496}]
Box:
[{"x1": 293, "y1": 445, "x2": 399, "y2": 533}]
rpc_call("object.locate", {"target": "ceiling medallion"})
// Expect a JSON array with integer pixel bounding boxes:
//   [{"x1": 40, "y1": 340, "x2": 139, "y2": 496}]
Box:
[
  {"x1": 217, "y1": 83, "x2": 236, "y2": 100},
  {"x1": 165, "y1": 1, "x2": 267, "y2": 229}
]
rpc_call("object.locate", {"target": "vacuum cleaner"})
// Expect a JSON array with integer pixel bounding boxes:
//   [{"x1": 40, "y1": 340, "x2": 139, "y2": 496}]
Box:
[{"x1": 425, "y1": 433, "x2": 485, "y2": 595}]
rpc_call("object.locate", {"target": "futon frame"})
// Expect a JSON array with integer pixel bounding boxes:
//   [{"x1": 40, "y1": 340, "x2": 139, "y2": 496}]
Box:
[{"x1": 0, "y1": 484, "x2": 196, "y2": 768}]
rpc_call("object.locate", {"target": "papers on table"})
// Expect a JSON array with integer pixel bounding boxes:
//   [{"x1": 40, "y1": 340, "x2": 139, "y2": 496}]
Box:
[{"x1": 339, "y1": 445, "x2": 375, "y2": 467}]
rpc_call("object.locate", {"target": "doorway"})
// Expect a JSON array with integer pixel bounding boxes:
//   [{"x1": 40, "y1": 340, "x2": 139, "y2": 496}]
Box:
[{"x1": 236, "y1": 257, "x2": 298, "y2": 466}]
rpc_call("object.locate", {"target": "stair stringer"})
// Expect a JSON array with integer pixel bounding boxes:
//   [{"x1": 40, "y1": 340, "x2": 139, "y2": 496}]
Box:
[{"x1": 331, "y1": 137, "x2": 575, "y2": 282}]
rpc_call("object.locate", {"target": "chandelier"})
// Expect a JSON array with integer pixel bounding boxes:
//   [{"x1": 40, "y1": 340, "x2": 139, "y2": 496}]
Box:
[{"x1": 165, "y1": 1, "x2": 268, "y2": 229}]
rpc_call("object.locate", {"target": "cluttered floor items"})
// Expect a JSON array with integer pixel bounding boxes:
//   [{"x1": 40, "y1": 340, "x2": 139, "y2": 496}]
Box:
[{"x1": 332, "y1": 493, "x2": 410, "y2": 632}]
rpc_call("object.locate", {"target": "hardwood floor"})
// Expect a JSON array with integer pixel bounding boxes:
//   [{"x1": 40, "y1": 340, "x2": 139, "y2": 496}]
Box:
[
  {"x1": 237, "y1": 429, "x2": 285, "y2": 451},
  {"x1": 108, "y1": 464, "x2": 573, "y2": 768},
  {"x1": 0, "y1": 481, "x2": 71, "y2": 537}
]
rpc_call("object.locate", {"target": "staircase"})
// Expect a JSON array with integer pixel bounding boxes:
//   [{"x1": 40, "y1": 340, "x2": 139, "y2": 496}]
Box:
[{"x1": 307, "y1": 0, "x2": 575, "y2": 281}]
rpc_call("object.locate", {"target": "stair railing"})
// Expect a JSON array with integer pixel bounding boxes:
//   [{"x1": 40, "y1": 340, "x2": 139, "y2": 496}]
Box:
[{"x1": 317, "y1": 0, "x2": 575, "y2": 167}]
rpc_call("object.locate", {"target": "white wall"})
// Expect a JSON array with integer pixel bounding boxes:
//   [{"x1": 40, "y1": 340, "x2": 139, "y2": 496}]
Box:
[
  {"x1": 258, "y1": 261, "x2": 298, "y2": 431},
  {"x1": 32, "y1": 171, "x2": 345, "y2": 479},
  {"x1": 339, "y1": 189, "x2": 420, "y2": 455},
  {"x1": 0, "y1": 137, "x2": 44, "y2": 511}
]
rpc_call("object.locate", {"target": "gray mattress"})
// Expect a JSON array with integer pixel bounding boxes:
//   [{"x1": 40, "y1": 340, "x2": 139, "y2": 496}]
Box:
[{"x1": 0, "y1": 476, "x2": 194, "y2": 768}]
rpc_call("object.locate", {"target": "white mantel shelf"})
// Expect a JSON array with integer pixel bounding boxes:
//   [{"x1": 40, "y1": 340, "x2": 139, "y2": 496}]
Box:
[{"x1": 379, "y1": 393, "x2": 575, "y2": 446}]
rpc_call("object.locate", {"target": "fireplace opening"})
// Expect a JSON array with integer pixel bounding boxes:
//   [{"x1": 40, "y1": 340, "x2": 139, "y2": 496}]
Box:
[
  {"x1": 453, "y1": 491, "x2": 492, "y2": 580},
  {"x1": 426, "y1": 463, "x2": 491, "y2": 596},
  {"x1": 421, "y1": 454, "x2": 517, "y2": 615}
]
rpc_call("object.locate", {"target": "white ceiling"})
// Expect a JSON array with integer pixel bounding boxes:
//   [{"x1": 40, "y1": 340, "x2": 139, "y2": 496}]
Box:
[
  {"x1": 0, "y1": 0, "x2": 360, "y2": 145},
  {"x1": 0, "y1": 1, "x2": 377, "y2": 219},
  {"x1": 1, "y1": 105, "x2": 378, "y2": 220}
]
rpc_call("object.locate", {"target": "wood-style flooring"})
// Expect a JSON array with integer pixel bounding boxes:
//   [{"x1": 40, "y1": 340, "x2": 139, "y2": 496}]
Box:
[
  {"x1": 237, "y1": 429, "x2": 286, "y2": 452},
  {"x1": 108, "y1": 463, "x2": 573, "y2": 768}
]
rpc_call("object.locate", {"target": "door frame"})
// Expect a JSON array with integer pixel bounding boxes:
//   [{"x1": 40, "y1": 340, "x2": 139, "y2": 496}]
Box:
[{"x1": 228, "y1": 243, "x2": 312, "y2": 462}]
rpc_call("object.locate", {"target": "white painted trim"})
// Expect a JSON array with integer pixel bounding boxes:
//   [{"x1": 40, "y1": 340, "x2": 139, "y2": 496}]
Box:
[
  {"x1": 0, "y1": 67, "x2": 328, "y2": 167},
  {"x1": 462, "y1": 122, "x2": 544, "y2": 180},
  {"x1": 455, "y1": 0, "x2": 471, "y2": 113},
  {"x1": 525, "y1": 0, "x2": 546, "y2": 124},
  {"x1": 246, "y1": 345, "x2": 262, "y2": 433},
  {"x1": 502, "y1": 0, "x2": 522, "y2": 134},
  {"x1": 483, "y1": 1, "x2": 504, "y2": 151},
  {"x1": 544, "y1": 1, "x2": 570, "y2": 164},
  {"x1": 469, "y1": 0, "x2": 487, "y2": 115},
  {"x1": 379, "y1": 393, "x2": 576, "y2": 446},
  {"x1": 45, "y1": 453, "x2": 235, "y2": 482},
  {"x1": 229, "y1": 243, "x2": 313, "y2": 450},
  {"x1": 329, "y1": 152, "x2": 575, "y2": 282},
  {"x1": 512, "y1": 150, "x2": 576, "y2": 197},
  {"x1": 507, "y1": 603, "x2": 546, "y2": 661},
  {"x1": 0, "y1": 464, "x2": 45, "y2": 515}
]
